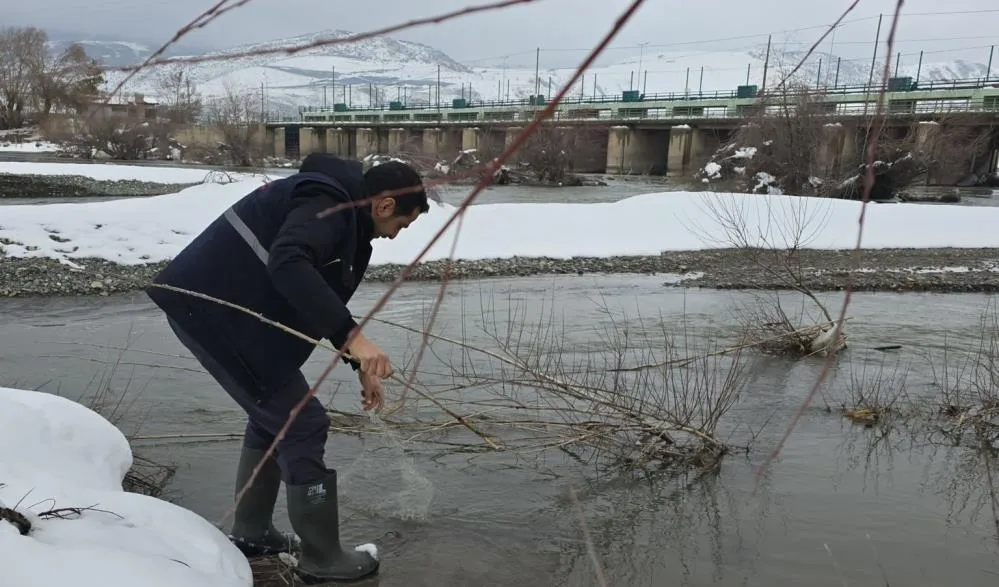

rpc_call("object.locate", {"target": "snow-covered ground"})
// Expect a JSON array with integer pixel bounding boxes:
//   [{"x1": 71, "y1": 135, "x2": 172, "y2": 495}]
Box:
[
  {"x1": 0, "y1": 161, "x2": 266, "y2": 183},
  {"x1": 0, "y1": 386, "x2": 251, "y2": 587},
  {"x1": 1, "y1": 162, "x2": 997, "y2": 267}
]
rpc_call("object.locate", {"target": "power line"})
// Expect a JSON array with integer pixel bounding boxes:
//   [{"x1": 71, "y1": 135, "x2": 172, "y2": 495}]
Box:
[{"x1": 462, "y1": 7, "x2": 998, "y2": 62}]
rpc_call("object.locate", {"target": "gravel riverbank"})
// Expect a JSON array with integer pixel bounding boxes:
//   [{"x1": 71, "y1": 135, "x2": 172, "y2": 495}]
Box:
[
  {"x1": 0, "y1": 173, "x2": 201, "y2": 199},
  {"x1": 2, "y1": 248, "x2": 999, "y2": 298}
]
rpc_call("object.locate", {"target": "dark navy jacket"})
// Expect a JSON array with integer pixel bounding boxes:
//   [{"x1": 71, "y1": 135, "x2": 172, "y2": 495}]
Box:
[{"x1": 146, "y1": 154, "x2": 372, "y2": 397}]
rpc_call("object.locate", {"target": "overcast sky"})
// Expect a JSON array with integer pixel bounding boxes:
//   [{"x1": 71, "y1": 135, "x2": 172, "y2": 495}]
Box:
[{"x1": 8, "y1": 0, "x2": 999, "y2": 67}]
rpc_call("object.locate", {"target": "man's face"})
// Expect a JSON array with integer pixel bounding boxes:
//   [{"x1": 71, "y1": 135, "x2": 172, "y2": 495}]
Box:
[{"x1": 371, "y1": 197, "x2": 422, "y2": 240}]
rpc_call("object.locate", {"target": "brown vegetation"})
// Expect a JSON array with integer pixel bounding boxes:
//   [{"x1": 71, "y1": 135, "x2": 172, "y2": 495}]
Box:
[
  {"x1": 0, "y1": 26, "x2": 104, "y2": 129},
  {"x1": 697, "y1": 83, "x2": 996, "y2": 197}
]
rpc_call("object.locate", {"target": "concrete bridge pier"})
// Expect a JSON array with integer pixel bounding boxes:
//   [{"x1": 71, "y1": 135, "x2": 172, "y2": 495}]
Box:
[
  {"x1": 461, "y1": 127, "x2": 480, "y2": 152},
  {"x1": 504, "y1": 127, "x2": 521, "y2": 148},
  {"x1": 665, "y1": 125, "x2": 724, "y2": 176},
  {"x1": 421, "y1": 128, "x2": 462, "y2": 160},
  {"x1": 298, "y1": 127, "x2": 321, "y2": 157},
  {"x1": 388, "y1": 128, "x2": 407, "y2": 153},
  {"x1": 606, "y1": 125, "x2": 669, "y2": 175},
  {"x1": 817, "y1": 123, "x2": 848, "y2": 177},
  {"x1": 356, "y1": 128, "x2": 377, "y2": 159},
  {"x1": 666, "y1": 125, "x2": 693, "y2": 175},
  {"x1": 272, "y1": 127, "x2": 286, "y2": 159},
  {"x1": 325, "y1": 128, "x2": 350, "y2": 156}
]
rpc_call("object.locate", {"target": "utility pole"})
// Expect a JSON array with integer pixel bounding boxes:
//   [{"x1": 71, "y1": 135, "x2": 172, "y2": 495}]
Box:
[
  {"x1": 534, "y1": 47, "x2": 540, "y2": 97},
  {"x1": 987, "y1": 45, "x2": 995, "y2": 81},
  {"x1": 637, "y1": 41, "x2": 648, "y2": 93},
  {"x1": 867, "y1": 13, "x2": 883, "y2": 90},
  {"x1": 761, "y1": 34, "x2": 772, "y2": 90}
]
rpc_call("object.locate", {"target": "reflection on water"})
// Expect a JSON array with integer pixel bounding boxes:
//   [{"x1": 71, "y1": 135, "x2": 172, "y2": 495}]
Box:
[{"x1": 1, "y1": 276, "x2": 998, "y2": 585}]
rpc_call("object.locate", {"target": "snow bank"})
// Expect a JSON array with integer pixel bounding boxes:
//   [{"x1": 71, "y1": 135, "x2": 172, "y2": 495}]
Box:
[
  {"x1": 0, "y1": 387, "x2": 252, "y2": 587},
  {"x1": 1, "y1": 171, "x2": 998, "y2": 267},
  {"x1": 0, "y1": 161, "x2": 263, "y2": 184}
]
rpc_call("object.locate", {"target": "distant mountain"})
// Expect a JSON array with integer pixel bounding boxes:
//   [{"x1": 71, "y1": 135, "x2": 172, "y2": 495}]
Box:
[
  {"x1": 53, "y1": 29, "x2": 994, "y2": 117},
  {"x1": 47, "y1": 39, "x2": 151, "y2": 68},
  {"x1": 45, "y1": 35, "x2": 212, "y2": 68}
]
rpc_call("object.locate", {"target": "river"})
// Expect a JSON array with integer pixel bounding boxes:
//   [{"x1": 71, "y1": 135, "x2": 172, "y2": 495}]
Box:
[
  {"x1": 2, "y1": 274, "x2": 998, "y2": 586},
  {"x1": 1, "y1": 167, "x2": 997, "y2": 207}
]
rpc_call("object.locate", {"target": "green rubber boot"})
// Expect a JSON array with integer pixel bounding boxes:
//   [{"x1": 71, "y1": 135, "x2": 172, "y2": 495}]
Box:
[
  {"x1": 286, "y1": 469, "x2": 379, "y2": 583},
  {"x1": 228, "y1": 446, "x2": 300, "y2": 557}
]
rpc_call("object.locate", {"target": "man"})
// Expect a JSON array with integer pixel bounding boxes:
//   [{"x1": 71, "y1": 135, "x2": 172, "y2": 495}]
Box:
[{"x1": 146, "y1": 152, "x2": 429, "y2": 584}]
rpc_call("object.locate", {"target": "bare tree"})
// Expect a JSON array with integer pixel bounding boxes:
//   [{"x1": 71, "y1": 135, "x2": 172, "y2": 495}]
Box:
[
  {"x1": 34, "y1": 43, "x2": 105, "y2": 116},
  {"x1": 0, "y1": 27, "x2": 47, "y2": 129},
  {"x1": 154, "y1": 67, "x2": 202, "y2": 125},
  {"x1": 203, "y1": 82, "x2": 265, "y2": 166},
  {"x1": 65, "y1": 112, "x2": 153, "y2": 160}
]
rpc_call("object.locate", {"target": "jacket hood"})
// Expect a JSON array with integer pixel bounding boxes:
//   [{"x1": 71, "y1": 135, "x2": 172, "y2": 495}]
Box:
[{"x1": 298, "y1": 153, "x2": 364, "y2": 200}]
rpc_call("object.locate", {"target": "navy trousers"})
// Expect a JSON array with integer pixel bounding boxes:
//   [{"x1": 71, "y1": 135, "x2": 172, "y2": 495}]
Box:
[{"x1": 167, "y1": 317, "x2": 331, "y2": 485}]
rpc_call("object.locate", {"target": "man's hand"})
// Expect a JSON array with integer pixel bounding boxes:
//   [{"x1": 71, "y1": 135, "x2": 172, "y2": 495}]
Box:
[
  {"x1": 346, "y1": 331, "x2": 392, "y2": 379},
  {"x1": 358, "y1": 370, "x2": 385, "y2": 412}
]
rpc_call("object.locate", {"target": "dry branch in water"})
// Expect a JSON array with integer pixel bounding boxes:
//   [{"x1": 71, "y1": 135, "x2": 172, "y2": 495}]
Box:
[
  {"x1": 689, "y1": 190, "x2": 847, "y2": 357},
  {"x1": 754, "y1": 0, "x2": 907, "y2": 486},
  {"x1": 210, "y1": 0, "x2": 650, "y2": 529}
]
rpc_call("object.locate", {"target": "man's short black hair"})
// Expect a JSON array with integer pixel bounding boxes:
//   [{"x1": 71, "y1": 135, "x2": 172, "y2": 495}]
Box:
[{"x1": 363, "y1": 161, "x2": 430, "y2": 217}]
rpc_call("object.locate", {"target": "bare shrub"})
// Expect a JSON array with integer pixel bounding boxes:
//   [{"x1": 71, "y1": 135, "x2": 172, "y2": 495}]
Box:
[
  {"x1": 64, "y1": 112, "x2": 171, "y2": 160},
  {"x1": 924, "y1": 300, "x2": 999, "y2": 448},
  {"x1": 343, "y1": 294, "x2": 756, "y2": 476},
  {"x1": 0, "y1": 26, "x2": 46, "y2": 129},
  {"x1": 689, "y1": 191, "x2": 846, "y2": 357},
  {"x1": 515, "y1": 124, "x2": 605, "y2": 185},
  {"x1": 837, "y1": 355, "x2": 912, "y2": 426},
  {"x1": 698, "y1": 81, "x2": 994, "y2": 199},
  {"x1": 203, "y1": 82, "x2": 266, "y2": 166}
]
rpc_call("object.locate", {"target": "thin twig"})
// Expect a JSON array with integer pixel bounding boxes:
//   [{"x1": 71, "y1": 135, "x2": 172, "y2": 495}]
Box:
[
  {"x1": 100, "y1": 0, "x2": 255, "y2": 107},
  {"x1": 755, "y1": 0, "x2": 906, "y2": 488},
  {"x1": 775, "y1": 0, "x2": 863, "y2": 91},
  {"x1": 106, "y1": 0, "x2": 544, "y2": 72},
  {"x1": 146, "y1": 283, "x2": 500, "y2": 451}
]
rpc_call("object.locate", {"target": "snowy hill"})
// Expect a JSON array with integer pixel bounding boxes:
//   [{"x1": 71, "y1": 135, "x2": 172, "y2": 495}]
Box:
[
  {"x1": 47, "y1": 40, "x2": 150, "y2": 68},
  {"x1": 45, "y1": 36, "x2": 211, "y2": 68},
  {"x1": 72, "y1": 30, "x2": 993, "y2": 117}
]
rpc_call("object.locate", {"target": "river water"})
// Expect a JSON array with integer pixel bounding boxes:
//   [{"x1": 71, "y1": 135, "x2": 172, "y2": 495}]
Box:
[
  {"x1": 2, "y1": 171, "x2": 997, "y2": 207},
  {"x1": 2, "y1": 275, "x2": 998, "y2": 586}
]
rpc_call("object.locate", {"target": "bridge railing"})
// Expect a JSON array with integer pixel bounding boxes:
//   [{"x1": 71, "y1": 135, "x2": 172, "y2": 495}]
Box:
[
  {"x1": 270, "y1": 98, "x2": 998, "y2": 124},
  {"x1": 292, "y1": 76, "x2": 999, "y2": 116}
]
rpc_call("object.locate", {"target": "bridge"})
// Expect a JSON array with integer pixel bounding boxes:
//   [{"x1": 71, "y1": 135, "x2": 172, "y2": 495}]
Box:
[{"x1": 260, "y1": 79, "x2": 999, "y2": 181}]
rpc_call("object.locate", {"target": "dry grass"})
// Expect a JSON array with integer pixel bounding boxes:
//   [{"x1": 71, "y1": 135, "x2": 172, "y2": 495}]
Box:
[
  {"x1": 925, "y1": 300, "x2": 999, "y2": 449},
  {"x1": 838, "y1": 355, "x2": 912, "y2": 426}
]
